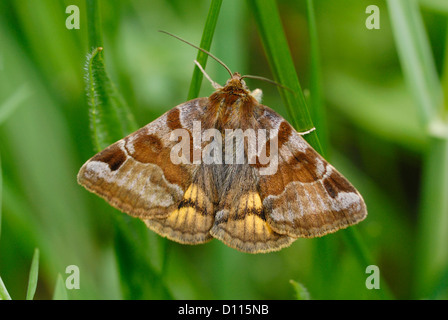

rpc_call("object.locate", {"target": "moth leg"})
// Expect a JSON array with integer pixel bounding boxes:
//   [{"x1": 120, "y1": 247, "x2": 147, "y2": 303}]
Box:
[
  {"x1": 194, "y1": 60, "x2": 222, "y2": 90},
  {"x1": 297, "y1": 127, "x2": 316, "y2": 136}
]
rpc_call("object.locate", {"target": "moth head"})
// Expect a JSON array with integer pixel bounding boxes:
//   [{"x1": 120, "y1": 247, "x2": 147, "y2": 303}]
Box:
[
  {"x1": 224, "y1": 72, "x2": 249, "y2": 91},
  {"x1": 223, "y1": 73, "x2": 263, "y2": 103}
]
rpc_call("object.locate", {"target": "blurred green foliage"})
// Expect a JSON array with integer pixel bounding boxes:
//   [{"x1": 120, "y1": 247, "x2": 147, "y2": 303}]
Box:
[{"x1": 0, "y1": 0, "x2": 447, "y2": 300}]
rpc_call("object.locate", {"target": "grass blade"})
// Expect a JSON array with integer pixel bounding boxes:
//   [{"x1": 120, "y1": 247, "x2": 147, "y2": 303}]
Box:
[
  {"x1": 0, "y1": 276, "x2": 11, "y2": 300},
  {"x1": 387, "y1": 0, "x2": 442, "y2": 124},
  {"x1": 86, "y1": 0, "x2": 103, "y2": 50},
  {"x1": 85, "y1": 1, "x2": 137, "y2": 152},
  {"x1": 52, "y1": 274, "x2": 68, "y2": 300},
  {"x1": 306, "y1": 0, "x2": 329, "y2": 156},
  {"x1": 387, "y1": 0, "x2": 448, "y2": 298},
  {"x1": 0, "y1": 151, "x2": 2, "y2": 242},
  {"x1": 25, "y1": 248, "x2": 39, "y2": 300},
  {"x1": 85, "y1": 46, "x2": 138, "y2": 152},
  {"x1": 289, "y1": 280, "x2": 311, "y2": 300},
  {"x1": 305, "y1": 0, "x2": 334, "y2": 294},
  {"x1": 84, "y1": 0, "x2": 172, "y2": 299},
  {"x1": 0, "y1": 84, "x2": 31, "y2": 125},
  {"x1": 250, "y1": 0, "x2": 394, "y2": 299},
  {"x1": 248, "y1": 0, "x2": 322, "y2": 153},
  {"x1": 187, "y1": 0, "x2": 223, "y2": 100},
  {"x1": 113, "y1": 216, "x2": 174, "y2": 299},
  {"x1": 161, "y1": 1, "x2": 221, "y2": 290},
  {"x1": 419, "y1": 0, "x2": 448, "y2": 15},
  {"x1": 416, "y1": 138, "x2": 448, "y2": 297}
]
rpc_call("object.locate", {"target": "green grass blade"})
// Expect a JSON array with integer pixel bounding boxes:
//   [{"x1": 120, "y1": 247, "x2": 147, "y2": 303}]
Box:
[
  {"x1": 85, "y1": 1, "x2": 137, "y2": 152},
  {"x1": 387, "y1": 0, "x2": 448, "y2": 299},
  {"x1": 419, "y1": 0, "x2": 448, "y2": 15},
  {"x1": 113, "y1": 216, "x2": 174, "y2": 300},
  {"x1": 85, "y1": 46, "x2": 138, "y2": 152},
  {"x1": 52, "y1": 274, "x2": 68, "y2": 300},
  {"x1": 289, "y1": 280, "x2": 311, "y2": 300},
  {"x1": 306, "y1": 0, "x2": 329, "y2": 156},
  {"x1": 187, "y1": 0, "x2": 223, "y2": 100},
  {"x1": 25, "y1": 248, "x2": 39, "y2": 300},
  {"x1": 86, "y1": 0, "x2": 103, "y2": 49},
  {"x1": 0, "y1": 84, "x2": 31, "y2": 125},
  {"x1": 162, "y1": 1, "x2": 221, "y2": 287},
  {"x1": 248, "y1": 0, "x2": 322, "y2": 153},
  {"x1": 84, "y1": 0, "x2": 170, "y2": 299},
  {"x1": 342, "y1": 228, "x2": 394, "y2": 299},
  {"x1": 250, "y1": 0, "x2": 394, "y2": 299},
  {"x1": 387, "y1": 0, "x2": 442, "y2": 125},
  {"x1": 0, "y1": 276, "x2": 11, "y2": 300},
  {"x1": 85, "y1": 47, "x2": 109, "y2": 151},
  {"x1": 305, "y1": 0, "x2": 335, "y2": 294},
  {"x1": 417, "y1": 138, "x2": 448, "y2": 298},
  {"x1": 443, "y1": 30, "x2": 448, "y2": 117},
  {"x1": 0, "y1": 151, "x2": 2, "y2": 242}
]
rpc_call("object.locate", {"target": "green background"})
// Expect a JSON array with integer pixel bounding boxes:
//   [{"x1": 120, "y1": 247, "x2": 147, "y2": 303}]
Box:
[{"x1": 0, "y1": 0, "x2": 447, "y2": 300}]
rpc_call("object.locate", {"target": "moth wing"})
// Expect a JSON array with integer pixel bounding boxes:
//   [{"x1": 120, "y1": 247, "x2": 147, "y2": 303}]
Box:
[
  {"x1": 78, "y1": 98, "x2": 215, "y2": 243},
  {"x1": 145, "y1": 164, "x2": 217, "y2": 244},
  {"x1": 255, "y1": 106, "x2": 367, "y2": 238},
  {"x1": 210, "y1": 164, "x2": 295, "y2": 254}
]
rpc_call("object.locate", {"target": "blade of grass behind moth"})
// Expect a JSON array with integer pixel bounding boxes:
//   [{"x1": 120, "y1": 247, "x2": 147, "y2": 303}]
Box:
[
  {"x1": 0, "y1": 84, "x2": 31, "y2": 126},
  {"x1": 251, "y1": 0, "x2": 393, "y2": 299},
  {"x1": 248, "y1": 0, "x2": 322, "y2": 153},
  {"x1": 289, "y1": 280, "x2": 311, "y2": 300},
  {"x1": 161, "y1": 0, "x2": 222, "y2": 281},
  {"x1": 414, "y1": 31, "x2": 448, "y2": 298},
  {"x1": 85, "y1": 0, "x2": 137, "y2": 152},
  {"x1": 387, "y1": 0, "x2": 442, "y2": 125},
  {"x1": 85, "y1": 47, "x2": 138, "y2": 151},
  {"x1": 0, "y1": 151, "x2": 2, "y2": 242},
  {"x1": 308, "y1": 0, "x2": 393, "y2": 299},
  {"x1": 86, "y1": 0, "x2": 103, "y2": 52},
  {"x1": 387, "y1": 0, "x2": 447, "y2": 299},
  {"x1": 113, "y1": 215, "x2": 174, "y2": 299},
  {"x1": 187, "y1": 0, "x2": 223, "y2": 100},
  {"x1": 26, "y1": 248, "x2": 39, "y2": 300},
  {"x1": 85, "y1": 0, "x2": 170, "y2": 299},
  {"x1": 52, "y1": 274, "x2": 68, "y2": 300},
  {"x1": 417, "y1": 138, "x2": 448, "y2": 298},
  {"x1": 0, "y1": 276, "x2": 11, "y2": 300},
  {"x1": 306, "y1": 0, "x2": 329, "y2": 156},
  {"x1": 0, "y1": 173, "x2": 10, "y2": 301},
  {"x1": 444, "y1": 29, "x2": 448, "y2": 117},
  {"x1": 304, "y1": 0, "x2": 335, "y2": 295}
]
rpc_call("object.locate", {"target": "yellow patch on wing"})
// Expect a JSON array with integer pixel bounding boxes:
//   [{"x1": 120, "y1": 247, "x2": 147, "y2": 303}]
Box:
[
  {"x1": 183, "y1": 184, "x2": 206, "y2": 208},
  {"x1": 210, "y1": 191, "x2": 294, "y2": 253},
  {"x1": 145, "y1": 183, "x2": 214, "y2": 244},
  {"x1": 232, "y1": 214, "x2": 273, "y2": 238},
  {"x1": 238, "y1": 191, "x2": 263, "y2": 213}
]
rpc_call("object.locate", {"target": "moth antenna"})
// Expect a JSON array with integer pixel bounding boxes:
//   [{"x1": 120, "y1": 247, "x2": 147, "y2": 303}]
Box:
[
  {"x1": 159, "y1": 30, "x2": 233, "y2": 77},
  {"x1": 194, "y1": 60, "x2": 222, "y2": 90},
  {"x1": 241, "y1": 74, "x2": 294, "y2": 93}
]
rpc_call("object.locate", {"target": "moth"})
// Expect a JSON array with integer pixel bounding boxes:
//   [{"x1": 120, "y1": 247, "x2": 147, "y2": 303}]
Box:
[{"x1": 78, "y1": 33, "x2": 367, "y2": 254}]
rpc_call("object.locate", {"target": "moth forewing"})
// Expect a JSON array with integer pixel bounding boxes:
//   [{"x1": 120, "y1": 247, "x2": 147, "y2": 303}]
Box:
[{"x1": 254, "y1": 113, "x2": 367, "y2": 238}]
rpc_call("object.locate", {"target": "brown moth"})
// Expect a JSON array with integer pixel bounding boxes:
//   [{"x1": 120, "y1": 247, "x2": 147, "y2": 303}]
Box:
[{"x1": 78, "y1": 36, "x2": 367, "y2": 254}]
